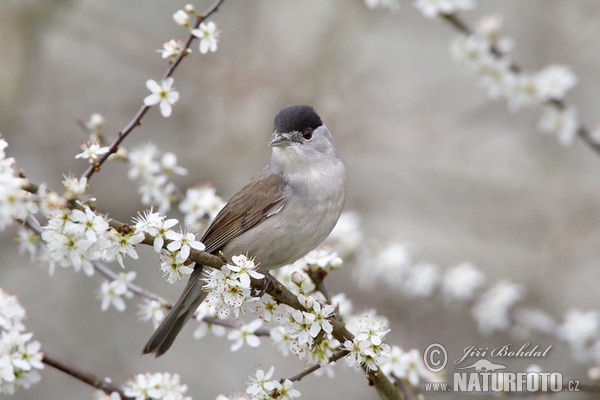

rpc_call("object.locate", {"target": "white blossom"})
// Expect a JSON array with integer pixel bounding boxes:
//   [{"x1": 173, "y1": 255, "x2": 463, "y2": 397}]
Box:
[
  {"x1": 75, "y1": 137, "x2": 109, "y2": 162},
  {"x1": 297, "y1": 246, "x2": 342, "y2": 272},
  {"x1": 191, "y1": 21, "x2": 219, "y2": 54},
  {"x1": 161, "y1": 152, "x2": 188, "y2": 177},
  {"x1": 381, "y1": 347, "x2": 430, "y2": 386},
  {"x1": 128, "y1": 144, "x2": 186, "y2": 213},
  {"x1": 0, "y1": 291, "x2": 43, "y2": 395},
  {"x1": 245, "y1": 366, "x2": 276, "y2": 398},
  {"x1": 534, "y1": 65, "x2": 577, "y2": 101},
  {"x1": 344, "y1": 311, "x2": 391, "y2": 371},
  {"x1": 144, "y1": 78, "x2": 180, "y2": 118},
  {"x1": 122, "y1": 372, "x2": 191, "y2": 400},
  {"x1": 364, "y1": 0, "x2": 400, "y2": 11},
  {"x1": 172, "y1": 10, "x2": 190, "y2": 27},
  {"x1": 538, "y1": 106, "x2": 579, "y2": 146},
  {"x1": 16, "y1": 228, "x2": 40, "y2": 262},
  {"x1": 326, "y1": 211, "x2": 364, "y2": 257},
  {"x1": 203, "y1": 257, "x2": 262, "y2": 318},
  {"x1": 98, "y1": 272, "x2": 136, "y2": 312},
  {"x1": 0, "y1": 290, "x2": 26, "y2": 332},
  {"x1": 355, "y1": 243, "x2": 412, "y2": 289},
  {"x1": 472, "y1": 281, "x2": 524, "y2": 335},
  {"x1": 402, "y1": 261, "x2": 440, "y2": 297},
  {"x1": 413, "y1": 0, "x2": 474, "y2": 18},
  {"x1": 179, "y1": 184, "x2": 225, "y2": 229},
  {"x1": 158, "y1": 39, "x2": 187, "y2": 60},
  {"x1": 138, "y1": 299, "x2": 167, "y2": 329},
  {"x1": 165, "y1": 228, "x2": 205, "y2": 261},
  {"x1": 442, "y1": 262, "x2": 486, "y2": 301},
  {"x1": 558, "y1": 309, "x2": 599, "y2": 351},
  {"x1": 62, "y1": 174, "x2": 87, "y2": 198},
  {"x1": 159, "y1": 250, "x2": 194, "y2": 284},
  {"x1": 133, "y1": 209, "x2": 178, "y2": 252},
  {"x1": 227, "y1": 319, "x2": 262, "y2": 352},
  {"x1": 41, "y1": 206, "x2": 115, "y2": 276}
]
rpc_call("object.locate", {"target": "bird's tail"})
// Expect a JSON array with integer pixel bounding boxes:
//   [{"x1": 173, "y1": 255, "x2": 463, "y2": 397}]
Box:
[{"x1": 143, "y1": 265, "x2": 206, "y2": 357}]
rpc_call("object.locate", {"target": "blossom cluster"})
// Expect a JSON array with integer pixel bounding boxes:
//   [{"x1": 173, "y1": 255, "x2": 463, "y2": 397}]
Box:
[
  {"x1": 270, "y1": 296, "x2": 339, "y2": 368},
  {"x1": 41, "y1": 205, "x2": 143, "y2": 276},
  {"x1": 344, "y1": 311, "x2": 391, "y2": 371},
  {"x1": 0, "y1": 137, "x2": 35, "y2": 230},
  {"x1": 172, "y1": 8, "x2": 220, "y2": 55},
  {"x1": 447, "y1": 15, "x2": 579, "y2": 145},
  {"x1": 413, "y1": 0, "x2": 474, "y2": 18},
  {"x1": 127, "y1": 143, "x2": 188, "y2": 213},
  {"x1": 122, "y1": 372, "x2": 191, "y2": 400},
  {"x1": 133, "y1": 210, "x2": 204, "y2": 283},
  {"x1": 244, "y1": 367, "x2": 300, "y2": 400},
  {"x1": 0, "y1": 289, "x2": 44, "y2": 395},
  {"x1": 179, "y1": 184, "x2": 225, "y2": 232},
  {"x1": 98, "y1": 271, "x2": 137, "y2": 312}
]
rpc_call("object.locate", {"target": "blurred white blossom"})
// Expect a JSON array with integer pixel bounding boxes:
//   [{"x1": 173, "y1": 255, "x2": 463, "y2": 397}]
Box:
[
  {"x1": 442, "y1": 262, "x2": 486, "y2": 301},
  {"x1": 179, "y1": 184, "x2": 225, "y2": 229},
  {"x1": 122, "y1": 372, "x2": 191, "y2": 400},
  {"x1": 472, "y1": 281, "x2": 524, "y2": 335},
  {"x1": 227, "y1": 319, "x2": 262, "y2": 352},
  {"x1": 98, "y1": 271, "x2": 136, "y2": 312},
  {"x1": 158, "y1": 39, "x2": 187, "y2": 61},
  {"x1": 0, "y1": 290, "x2": 43, "y2": 395},
  {"x1": 413, "y1": 0, "x2": 474, "y2": 18},
  {"x1": 364, "y1": 0, "x2": 399, "y2": 11},
  {"x1": 172, "y1": 10, "x2": 190, "y2": 27},
  {"x1": 381, "y1": 347, "x2": 430, "y2": 387},
  {"x1": 534, "y1": 65, "x2": 577, "y2": 101},
  {"x1": 138, "y1": 299, "x2": 167, "y2": 329},
  {"x1": 538, "y1": 106, "x2": 579, "y2": 146},
  {"x1": 402, "y1": 261, "x2": 440, "y2": 298},
  {"x1": 558, "y1": 309, "x2": 599, "y2": 351},
  {"x1": 191, "y1": 22, "x2": 219, "y2": 54}
]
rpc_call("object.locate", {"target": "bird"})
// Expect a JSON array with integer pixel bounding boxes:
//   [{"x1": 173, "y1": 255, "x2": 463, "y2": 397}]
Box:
[{"x1": 143, "y1": 104, "x2": 346, "y2": 357}]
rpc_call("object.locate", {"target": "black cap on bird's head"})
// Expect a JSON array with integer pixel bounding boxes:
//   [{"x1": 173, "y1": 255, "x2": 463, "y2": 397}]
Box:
[{"x1": 273, "y1": 105, "x2": 323, "y2": 134}]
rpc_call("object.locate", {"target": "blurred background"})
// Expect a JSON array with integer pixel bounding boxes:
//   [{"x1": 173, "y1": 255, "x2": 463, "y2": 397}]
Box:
[{"x1": 1, "y1": 0, "x2": 600, "y2": 398}]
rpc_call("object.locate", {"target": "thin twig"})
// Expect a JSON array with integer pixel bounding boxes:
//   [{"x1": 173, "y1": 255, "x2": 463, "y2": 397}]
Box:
[
  {"x1": 81, "y1": 0, "x2": 226, "y2": 182},
  {"x1": 287, "y1": 350, "x2": 350, "y2": 382},
  {"x1": 42, "y1": 353, "x2": 130, "y2": 398},
  {"x1": 439, "y1": 12, "x2": 600, "y2": 156}
]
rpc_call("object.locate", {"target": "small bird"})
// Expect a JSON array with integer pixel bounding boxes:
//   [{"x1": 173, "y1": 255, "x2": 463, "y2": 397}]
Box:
[{"x1": 143, "y1": 104, "x2": 346, "y2": 357}]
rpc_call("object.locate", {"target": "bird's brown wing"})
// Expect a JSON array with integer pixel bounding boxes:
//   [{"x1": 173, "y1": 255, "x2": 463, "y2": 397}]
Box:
[{"x1": 201, "y1": 166, "x2": 287, "y2": 253}]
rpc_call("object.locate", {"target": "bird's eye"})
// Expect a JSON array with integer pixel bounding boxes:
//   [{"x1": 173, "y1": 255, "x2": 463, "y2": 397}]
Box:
[{"x1": 302, "y1": 128, "x2": 313, "y2": 140}]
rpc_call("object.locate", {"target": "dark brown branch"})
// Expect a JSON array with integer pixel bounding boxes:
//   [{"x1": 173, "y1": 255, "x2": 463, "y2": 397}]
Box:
[
  {"x1": 42, "y1": 353, "x2": 130, "y2": 398},
  {"x1": 81, "y1": 0, "x2": 226, "y2": 182}
]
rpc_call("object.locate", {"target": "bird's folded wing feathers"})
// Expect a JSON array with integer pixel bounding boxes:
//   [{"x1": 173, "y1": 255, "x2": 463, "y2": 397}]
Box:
[{"x1": 201, "y1": 166, "x2": 287, "y2": 253}]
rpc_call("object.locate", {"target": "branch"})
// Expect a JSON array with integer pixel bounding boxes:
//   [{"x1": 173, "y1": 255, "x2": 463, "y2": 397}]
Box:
[
  {"x1": 439, "y1": 12, "x2": 600, "y2": 156},
  {"x1": 80, "y1": 0, "x2": 226, "y2": 182},
  {"x1": 20, "y1": 181, "x2": 400, "y2": 398},
  {"x1": 42, "y1": 352, "x2": 130, "y2": 398},
  {"x1": 287, "y1": 350, "x2": 349, "y2": 382}
]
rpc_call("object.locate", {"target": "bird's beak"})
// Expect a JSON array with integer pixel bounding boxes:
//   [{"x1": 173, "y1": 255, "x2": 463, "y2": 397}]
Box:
[{"x1": 269, "y1": 132, "x2": 293, "y2": 147}]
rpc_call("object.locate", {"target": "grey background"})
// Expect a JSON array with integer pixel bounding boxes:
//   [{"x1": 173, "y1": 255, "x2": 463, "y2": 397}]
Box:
[{"x1": 1, "y1": 0, "x2": 600, "y2": 398}]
